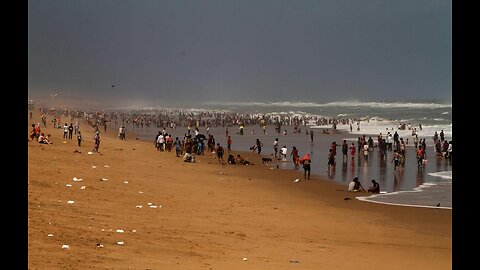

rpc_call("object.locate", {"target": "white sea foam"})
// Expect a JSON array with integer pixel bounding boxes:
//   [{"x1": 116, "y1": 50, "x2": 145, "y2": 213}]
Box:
[
  {"x1": 203, "y1": 100, "x2": 452, "y2": 109},
  {"x1": 428, "y1": 171, "x2": 452, "y2": 180},
  {"x1": 357, "y1": 182, "x2": 452, "y2": 209}
]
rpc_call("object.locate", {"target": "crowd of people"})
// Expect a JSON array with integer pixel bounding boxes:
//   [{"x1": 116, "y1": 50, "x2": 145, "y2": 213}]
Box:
[{"x1": 30, "y1": 106, "x2": 452, "y2": 195}]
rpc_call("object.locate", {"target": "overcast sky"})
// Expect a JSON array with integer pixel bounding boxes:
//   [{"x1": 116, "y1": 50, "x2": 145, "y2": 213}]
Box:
[{"x1": 28, "y1": 0, "x2": 451, "y2": 108}]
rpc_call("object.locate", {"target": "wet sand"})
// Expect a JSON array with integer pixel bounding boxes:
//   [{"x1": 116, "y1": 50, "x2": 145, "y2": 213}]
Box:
[{"x1": 28, "y1": 111, "x2": 451, "y2": 269}]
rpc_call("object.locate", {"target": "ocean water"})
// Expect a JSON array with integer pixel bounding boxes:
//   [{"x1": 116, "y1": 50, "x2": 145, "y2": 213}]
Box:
[{"x1": 124, "y1": 100, "x2": 452, "y2": 209}]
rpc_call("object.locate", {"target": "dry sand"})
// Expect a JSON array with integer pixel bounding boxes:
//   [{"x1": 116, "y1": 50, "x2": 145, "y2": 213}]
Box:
[{"x1": 28, "y1": 111, "x2": 451, "y2": 270}]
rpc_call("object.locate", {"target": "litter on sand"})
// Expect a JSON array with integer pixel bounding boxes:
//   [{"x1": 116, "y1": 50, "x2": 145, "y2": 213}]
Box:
[
  {"x1": 72, "y1": 177, "x2": 83, "y2": 182},
  {"x1": 87, "y1": 152, "x2": 93, "y2": 155},
  {"x1": 116, "y1": 241, "x2": 124, "y2": 245},
  {"x1": 100, "y1": 178, "x2": 108, "y2": 181},
  {"x1": 293, "y1": 179, "x2": 300, "y2": 183},
  {"x1": 62, "y1": 244, "x2": 70, "y2": 249},
  {"x1": 67, "y1": 200, "x2": 75, "y2": 204},
  {"x1": 149, "y1": 205, "x2": 158, "y2": 208},
  {"x1": 138, "y1": 191, "x2": 144, "y2": 194},
  {"x1": 65, "y1": 184, "x2": 72, "y2": 187},
  {"x1": 243, "y1": 258, "x2": 248, "y2": 261},
  {"x1": 124, "y1": 181, "x2": 129, "y2": 184},
  {"x1": 96, "y1": 243, "x2": 104, "y2": 248},
  {"x1": 136, "y1": 205, "x2": 143, "y2": 208},
  {"x1": 91, "y1": 165, "x2": 97, "y2": 168},
  {"x1": 80, "y1": 186, "x2": 86, "y2": 189},
  {"x1": 47, "y1": 234, "x2": 54, "y2": 237},
  {"x1": 104, "y1": 165, "x2": 110, "y2": 168},
  {"x1": 116, "y1": 229, "x2": 124, "y2": 233}
]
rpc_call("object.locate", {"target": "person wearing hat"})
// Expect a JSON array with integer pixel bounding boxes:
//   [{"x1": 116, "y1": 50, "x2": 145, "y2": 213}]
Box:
[{"x1": 368, "y1": 179, "x2": 380, "y2": 193}]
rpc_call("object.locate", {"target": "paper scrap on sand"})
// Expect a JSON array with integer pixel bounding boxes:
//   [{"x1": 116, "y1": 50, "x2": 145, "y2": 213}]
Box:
[
  {"x1": 65, "y1": 184, "x2": 72, "y2": 187},
  {"x1": 104, "y1": 165, "x2": 110, "y2": 168},
  {"x1": 80, "y1": 186, "x2": 86, "y2": 189},
  {"x1": 72, "y1": 177, "x2": 83, "y2": 182},
  {"x1": 136, "y1": 205, "x2": 143, "y2": 208},
  {"x1": 116, "y1": 229, "x2": 124, "y2": 233},
  {"x1": 293, "y1": 179, "x2": 300, "y2": 183},
  {"x1": 67, "y1": 200, "x2": 75, "y2": 204},
  {"x1": 62, "y1": 244, "x2": 70, "y2": 249},
  {"x1": 101, "y1": 178, "x2": 108, "y2": 181},
  {"x1": 91, "y1": 165, "x2": 97, "y2": 168},
  {"x1": 116, "y1": 241, "x2": 124, "y2": 245},
  {"x1": 87, "y1": 152, "x2": 93, "y2": 155}
]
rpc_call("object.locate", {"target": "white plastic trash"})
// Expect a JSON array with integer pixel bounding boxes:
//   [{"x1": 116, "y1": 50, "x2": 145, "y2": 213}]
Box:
[
  {"x1": 67, "y1": 200, "x2": 75, "y2": 204},
  {"x1": 62, "y1": 244, "x2": 70, "y2": 249}
]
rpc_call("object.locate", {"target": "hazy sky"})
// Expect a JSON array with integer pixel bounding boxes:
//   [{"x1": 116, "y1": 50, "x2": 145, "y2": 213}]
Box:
[{"x1": 28, "y1": 0, "x2": 451, "y2": 107}]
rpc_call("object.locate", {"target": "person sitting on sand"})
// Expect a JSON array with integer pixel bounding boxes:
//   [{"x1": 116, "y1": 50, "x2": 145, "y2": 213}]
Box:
[
  {"x1": 38, "y1": 133, "x2": 52, "y2": 145},
  {"x1": 183, "y1": 152, "x2": 195, "y2": 163},
  {"x1": 235, "y1": 154, "x2": 250, "y2": 165},
  {"x1": 227, "y1": 154, "x2": 236, "y2": 164},
  {"x1": 367, "y1": 179, "x2": 380, "y2": 193},
  {"x1": 348, "y1": 177, "x2": 365, "y2": 192}
]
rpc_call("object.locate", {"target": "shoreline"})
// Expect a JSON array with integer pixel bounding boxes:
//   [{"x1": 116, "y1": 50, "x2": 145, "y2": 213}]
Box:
[{"x1": 28, "y1": 110, "x2": 452, "y2": 269}]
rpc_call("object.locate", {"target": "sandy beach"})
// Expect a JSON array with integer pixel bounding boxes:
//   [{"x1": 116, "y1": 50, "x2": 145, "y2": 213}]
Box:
[{"x1": 28, "y1": 111, "x2": 451, "y2": 269}]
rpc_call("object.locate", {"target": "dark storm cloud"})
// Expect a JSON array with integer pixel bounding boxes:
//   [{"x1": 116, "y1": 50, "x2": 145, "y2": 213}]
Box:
[{"x1": 28, "y1": 0, "x2": 451, "y2": 107}]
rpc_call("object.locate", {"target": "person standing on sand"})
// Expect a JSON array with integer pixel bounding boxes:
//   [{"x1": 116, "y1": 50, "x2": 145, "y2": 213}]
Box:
[
  {"x1": 310, "y1": 130, "x2": 314, "y2": 143},
  {"x1": 68, "y1": 123, "x2": 74, "y2": 139},
  {"x1": 63, "y1": 123, "x2": 68, "y2": 139},
  {"x1": 216, "y1": 143, "x2": 225, "y2": 164},
  {"x1": 77, "y1": 131, "x2": 83, "y2": 147},
  {"x1": 175, "y1": 137, "x2": 182, "y2": 157},
  {"x1": 300, "y1": 153, "x2": 311, "y2": 179},
  {"x1": 93, "y1": 131, "x2": 101, "y2": 152}
]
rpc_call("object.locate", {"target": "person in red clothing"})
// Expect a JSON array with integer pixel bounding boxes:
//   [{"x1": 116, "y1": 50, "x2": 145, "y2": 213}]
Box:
[
  {"x1": 300, "y1": 153, "x2": 311, "y2": 179},
  {"x1": 349, "y1": 143, "x2": 356, "y2": 159},
  {"x1": 290, "y1": 146, "x2": 300, "y2": 169},
  {"x1": 227, "y1": 135, "x2": 232, "y2": 153}
]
